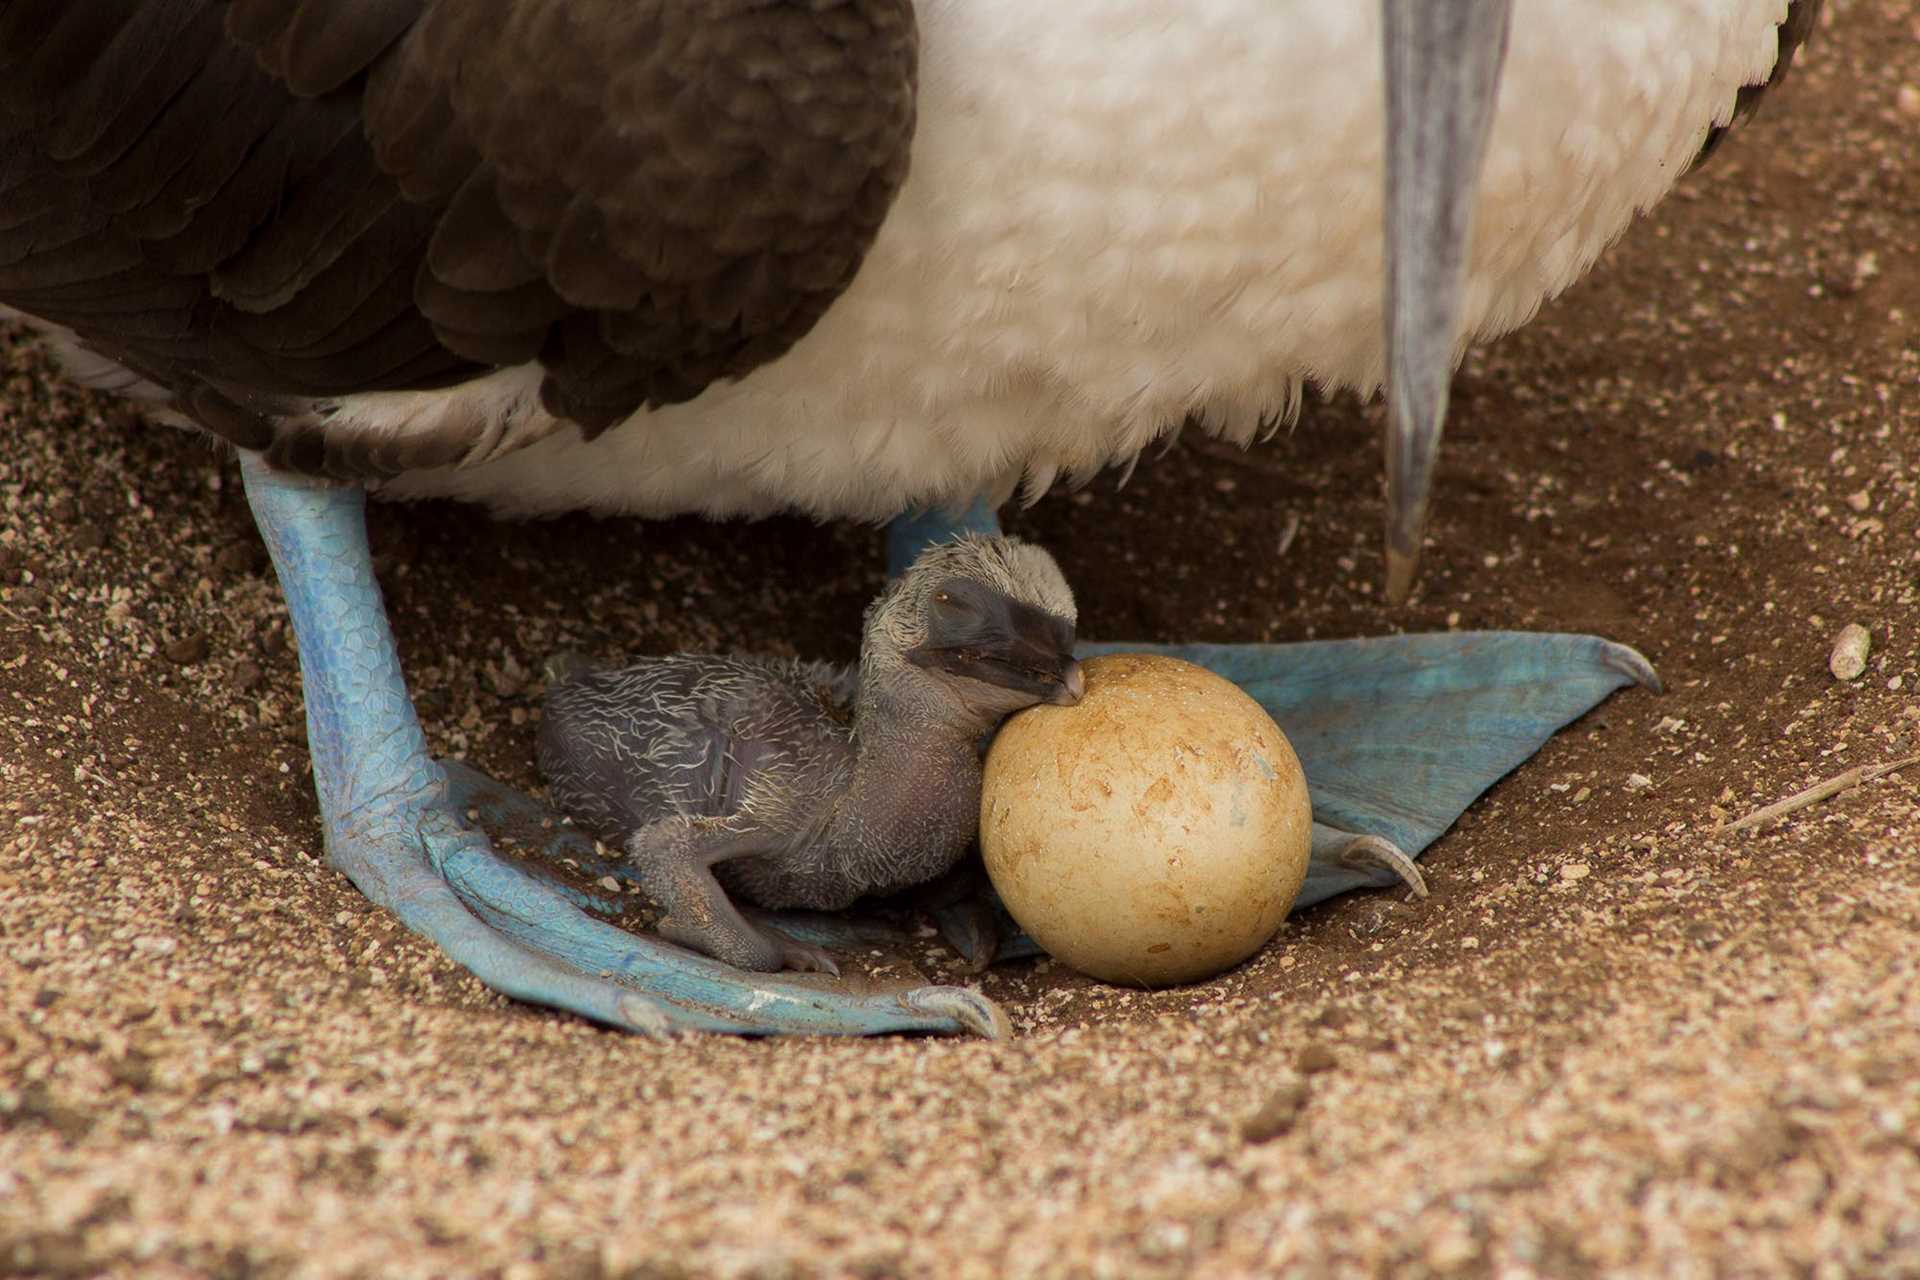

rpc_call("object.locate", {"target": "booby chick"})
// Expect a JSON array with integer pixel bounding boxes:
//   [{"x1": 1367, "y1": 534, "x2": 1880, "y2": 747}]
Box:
[{"x1": 538, "y1": 536, "x2": 1083, "y2": 973}]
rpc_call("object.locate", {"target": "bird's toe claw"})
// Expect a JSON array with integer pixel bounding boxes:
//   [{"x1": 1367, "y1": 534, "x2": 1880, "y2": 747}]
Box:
[
  {"x1": 1335, "y1": 834, "x2": 1430, "y2": 899},
  {"x1": 1599, "y1": 641, "x2": 1664, "y2": 694},
  {"x1": 900, "y1": 985, "x2": 1011, "y2": 1040},
  {"x1": 778, "y1": 935, "x2": 841, "y2": 977}
]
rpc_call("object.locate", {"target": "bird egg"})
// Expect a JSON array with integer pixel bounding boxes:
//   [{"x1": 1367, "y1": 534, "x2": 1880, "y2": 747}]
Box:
[{"x1": 980, "y1": 653, "x2": 1311, "y2": 987}]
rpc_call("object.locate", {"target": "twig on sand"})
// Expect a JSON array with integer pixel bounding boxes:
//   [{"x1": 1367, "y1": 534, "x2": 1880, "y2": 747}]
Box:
[{"x1": 1719, "y1": 755, "x2": 1920, "y2": 834}]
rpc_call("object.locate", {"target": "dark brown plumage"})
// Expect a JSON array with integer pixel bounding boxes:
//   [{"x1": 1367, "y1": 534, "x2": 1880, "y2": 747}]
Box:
[{"x1": 0, "y1": 0, "x2": 917, "y2": 474}]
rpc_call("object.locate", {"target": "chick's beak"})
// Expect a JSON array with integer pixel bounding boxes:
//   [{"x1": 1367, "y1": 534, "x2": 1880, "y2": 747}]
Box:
[
  {"x1": 1050, "y1": 659, "x2": 1087, "y2": 706},
  {"x1": 905, "y1": 580, "x2": 1084, "y2": 708}
]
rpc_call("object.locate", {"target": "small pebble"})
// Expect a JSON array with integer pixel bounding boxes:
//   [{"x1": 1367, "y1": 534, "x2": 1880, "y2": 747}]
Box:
[
  {"x1": 1559, "y1": 862, "x2": 1591, "y2": 882},
  {"x1": 489, "y1": 657, "x2": 528, "y2": 699},
  {"x1": 1296, "y1": 1044, "x2": 1338, "y2": 1075},
  {"x1": 1239, "y1": 1081, "x2": 1310, "y2": 1143},
  {"x1": 106, "y1": 1054, "x2": 154, "y2": 1092},
  {"x1": 1829, "y1": 623, "x2": 1870, "y2": 681},
  {"x1": 1425, "y1": 1224, "x2": 1482, "y2": 1273},
  {"x1": 71, "y1": 523, "x2": 107, "y2": 551},
  {"x1": 1626, "y1": 773, "x2": 1653, "y2": 791},
  {"x1": 231, "y1": 659, "x2": 263, "y2": 693},
  {"x1": 164, "y1": 633, "x2": 210, "y2": 665},
  {"x1": 1899, "y1": 83, "x2": 1920, "y2": 119},
  {"x1": 215, "y1": 542, "x2": 263, "y2": 577}
]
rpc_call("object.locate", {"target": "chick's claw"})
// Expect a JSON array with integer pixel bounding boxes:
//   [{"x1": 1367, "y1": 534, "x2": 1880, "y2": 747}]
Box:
[{"x1": 778, "y1": 936, "x2": 842, "y2": 978}]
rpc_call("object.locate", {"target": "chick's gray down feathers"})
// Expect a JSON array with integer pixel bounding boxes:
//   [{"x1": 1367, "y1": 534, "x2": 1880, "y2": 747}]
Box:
[
  {"x1": 540, "y1": 653, "x2": 893, "y2": 911},
  {"x1": 0, "y1": 0, "x2": 916, "y2": 470}
]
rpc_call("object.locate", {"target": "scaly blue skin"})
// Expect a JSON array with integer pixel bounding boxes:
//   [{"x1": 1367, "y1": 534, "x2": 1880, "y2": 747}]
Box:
[
  {"x1": 245, "y1": 461, "x2": 1653, "y2": 1037},
  {"x1": 241, "y1": 455, "x2": 1006, "y2": 1038}
]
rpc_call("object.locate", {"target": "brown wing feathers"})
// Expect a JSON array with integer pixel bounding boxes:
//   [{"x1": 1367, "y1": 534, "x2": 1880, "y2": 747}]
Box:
[
  {"x1": 0, "y1": 0, "x2": 919, "y2": 476},
  {"x1": 369, "y1": 0, "x2": 919, "y2": 428},
  {"x1": 0, "y1": 0, "x2": 463, "y2": 424}
]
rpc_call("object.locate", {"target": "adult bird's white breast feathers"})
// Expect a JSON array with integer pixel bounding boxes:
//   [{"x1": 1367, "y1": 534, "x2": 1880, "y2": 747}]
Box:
[
  {"x1": 380, "y1": 0, "x2": 1804, "y2": 523},
  {"x1": 3, "y1": 1, "x2": 1810, "y2": 531}
]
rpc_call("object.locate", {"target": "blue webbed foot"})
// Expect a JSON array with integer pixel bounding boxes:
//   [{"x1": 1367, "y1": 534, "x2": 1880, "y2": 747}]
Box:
[
  {"x1": 243, "y1": 456, "x2": 1006, "y2": 1039},
  {"x1": 888, "y1": 498, "x2": 1659, "y2": 916},
  {"x1": 1111, "y1": 633, "x2": 1659, "y2": 908}
]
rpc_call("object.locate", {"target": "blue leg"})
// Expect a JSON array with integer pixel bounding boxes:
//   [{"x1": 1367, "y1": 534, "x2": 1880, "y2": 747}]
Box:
[
  {"x1": 887, "y1": 498, "x2": 1659, "y2": 934},
  {"x1": 242, "y1": 455, "x2": 1006, "y2": 1038},
  {"x1": 887, "y1": 497, "x2": 1005, "y2": 576}
]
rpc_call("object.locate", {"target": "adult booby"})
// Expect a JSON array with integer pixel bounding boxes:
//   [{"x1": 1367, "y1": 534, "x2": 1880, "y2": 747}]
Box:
[{"x1": 0, "y1": 0, "x2": 1814, "y2": 1035}]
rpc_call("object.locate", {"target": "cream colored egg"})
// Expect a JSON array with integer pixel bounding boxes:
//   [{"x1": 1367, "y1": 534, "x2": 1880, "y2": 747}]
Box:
[{"x1": 980, "y1": 653, "x2": 1311, "y2": 987}]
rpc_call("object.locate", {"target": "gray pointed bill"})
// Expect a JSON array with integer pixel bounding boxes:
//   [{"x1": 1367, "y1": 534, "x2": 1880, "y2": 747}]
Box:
[{"x1": 1382, "y1": 0, "x2": 1513, "y2": 603}]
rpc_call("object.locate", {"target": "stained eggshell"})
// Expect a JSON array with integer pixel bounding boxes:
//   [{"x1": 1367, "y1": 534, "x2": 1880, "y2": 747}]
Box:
[{"x1": 979, "y1": 652, "x2": 1311, "y2": 987}]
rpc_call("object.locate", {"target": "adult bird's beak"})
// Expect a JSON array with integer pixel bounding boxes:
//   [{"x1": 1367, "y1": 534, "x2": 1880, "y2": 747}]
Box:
[{"x1": 1382, "y1": 0, "x2": 1513, "y2": 603}]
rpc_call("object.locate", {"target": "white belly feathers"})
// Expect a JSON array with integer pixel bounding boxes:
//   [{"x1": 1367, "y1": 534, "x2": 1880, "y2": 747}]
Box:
[{"x1": 378, "y1": 0, "x2": 1787, "y2": 522}]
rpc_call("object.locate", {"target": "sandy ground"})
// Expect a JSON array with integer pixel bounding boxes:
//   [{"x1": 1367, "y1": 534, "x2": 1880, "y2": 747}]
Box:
[{"x1": 4, "y1": 5, "x2": 1919, "y2": 1277}]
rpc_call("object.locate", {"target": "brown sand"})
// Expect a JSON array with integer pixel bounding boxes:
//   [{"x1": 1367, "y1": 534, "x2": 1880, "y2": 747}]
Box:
[{"x1": 3, "y1": 6, "x2": 1917, "y2": 1277}]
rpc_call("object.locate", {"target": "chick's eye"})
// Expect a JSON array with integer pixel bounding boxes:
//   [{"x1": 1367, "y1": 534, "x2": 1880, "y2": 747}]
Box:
[{"x1": 933, "y1": 592, "x2": 951, "y2": 605}]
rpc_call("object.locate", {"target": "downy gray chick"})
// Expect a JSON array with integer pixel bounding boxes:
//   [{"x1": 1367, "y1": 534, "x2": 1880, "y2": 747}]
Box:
[{"x1": 538, "y1": 536, "x2": 1083, "y2": 973}]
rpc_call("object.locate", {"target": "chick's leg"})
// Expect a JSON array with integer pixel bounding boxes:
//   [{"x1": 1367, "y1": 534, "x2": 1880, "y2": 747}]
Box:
[{"x1": 624, "y1": 818, "x2": 839, "y2": 976}]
